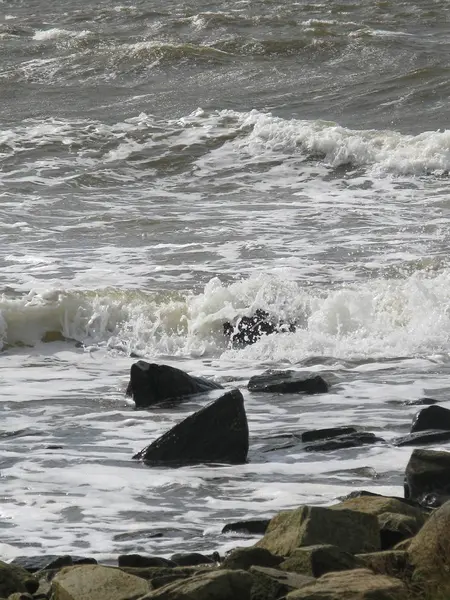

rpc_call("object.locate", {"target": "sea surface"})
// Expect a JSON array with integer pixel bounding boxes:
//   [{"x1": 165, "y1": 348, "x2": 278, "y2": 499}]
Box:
[{"x1": 1, "y1": 0, "x2": 450, "y2": 562}]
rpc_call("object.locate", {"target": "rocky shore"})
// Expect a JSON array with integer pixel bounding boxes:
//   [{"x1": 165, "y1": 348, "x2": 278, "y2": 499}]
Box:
[
  {"x1": 6, "y1": 360, "x2": 450, "y2": 600},
  {"x1": 4, "y1": 477, "x2": 450, "y2": 600}
]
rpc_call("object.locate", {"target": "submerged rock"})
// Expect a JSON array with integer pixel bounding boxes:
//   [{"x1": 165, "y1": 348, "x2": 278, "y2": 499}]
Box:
[
  {"x1": 248, "y1": 370, "x2": 328, "y2": 394},
  {"x1": 300, "y1": 427, "x2": 357, "y2": 443},
  {"x1": 126, "y1": 361, "x2": 223, "y2": 408},
  {"x1": 304, "y1": 432, "x2": 384, "y2": 452},
  {"x1": 393, "y1": 429, "x2": 450, "y2": 446},
  {"x1": 411, "y1": 404, "x2": 450, "y2": 433},
  {"x1": 133, "y1": 389, "x2": 249, "y2": 466},
  {"x1": 11, "y1": 555, "x2": 96, "y2": 573},
  {"x1": 404, "y1": 448, "x2": 450, "y2": 503},
  {"x1": 223, "y1": 309, "x2": 295, "y2": 346}
]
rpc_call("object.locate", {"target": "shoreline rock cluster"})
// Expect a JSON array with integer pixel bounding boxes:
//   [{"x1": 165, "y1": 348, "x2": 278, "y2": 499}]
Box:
[
  {"x1": 7, "y1": 359, "x2": 450, "y2": 599},
  {"x1": 6, "y1": 485, "x2": 450, "y2": 599}
]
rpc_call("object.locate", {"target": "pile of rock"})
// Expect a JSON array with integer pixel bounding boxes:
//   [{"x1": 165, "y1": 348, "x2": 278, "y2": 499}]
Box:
[{"x1": 6, "y1": 485, "x2": 450, "y2": 599}]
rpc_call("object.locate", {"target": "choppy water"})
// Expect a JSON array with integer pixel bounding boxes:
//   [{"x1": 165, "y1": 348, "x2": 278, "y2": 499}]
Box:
[{"x1": 1, "y1": 0, "x2": 450, "y2": 562}]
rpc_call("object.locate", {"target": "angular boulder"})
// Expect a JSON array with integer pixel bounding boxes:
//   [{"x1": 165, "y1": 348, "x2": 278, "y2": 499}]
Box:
[
  {"x1": 411, "y1": 405, "x2": 450, "y2": 433},
  {"x1": 279, "y1": 544, "x2": 362, "y2": 577},
  {"x1": 378, "y1": 512, "x2": 422, "y2": 549},
  {"x1": 256, "y1": 505, "x2": 380, "y2": 556},
  {"x1": 126, "y1": 361, "x2": 223, "y2": 408},
  {"x1": 139, "y1": 569, "x2": 254, "y2": 599},
  {"x1": 404, "y1": 448, "x2": 450, "y2": 503},
  {"x1": 248, "y1": 371, "x2": 328, "y2": 394},
  {"x1": 133, "y1": 389, "x2": 249, "y2": 466},
  {"x1": 408, "y1": 500, "x2": 450, "y2": 593},
  {"x1": 356, "y1": 550, "x2": 412, "y2": 580},
  {"x1": 51, "y1": 565, "x2": 150, "y2": 600},
  {"x1": 286, "y1": 568, "x2": 408, "y2": 600}
]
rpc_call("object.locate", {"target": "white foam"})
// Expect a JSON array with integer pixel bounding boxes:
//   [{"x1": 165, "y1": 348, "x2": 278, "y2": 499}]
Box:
[{"x1": 33, "y1": 28, "x2": 90, "y2": 41}]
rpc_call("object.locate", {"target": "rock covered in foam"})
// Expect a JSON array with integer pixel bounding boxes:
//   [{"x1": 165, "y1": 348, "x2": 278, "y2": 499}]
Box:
[{"x1": 133, "y1": 389, "x2": 249, "y2": 466}]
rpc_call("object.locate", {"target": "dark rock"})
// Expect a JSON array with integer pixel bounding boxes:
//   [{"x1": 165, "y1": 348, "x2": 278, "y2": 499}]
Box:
[
  {"x1": 221, "y1": 547, "x2": 282, "y2": 571},
  {"x1": 0, "y1": 561, "x2": 38, "y2": 596},
  {"x1": 392, "y1": 429, "x2": 450, "y2": 446},
  {"x1": 404, "y1": 448, "x2": 450, "y2": 503},
  {"x1": 248, "y1": 370, "x2": 328, "y2": 394},
  {"x1": 118, "y1": 555, "x2": 176, "y2": 568},
  {"x1": 133, "y1": 388, "x2": 249, "y2": 466},
  {"x1": 126, "y1": 361, "x2": 223, "y2": 408},
  {"x1": 301, "y1": 427, "x2": 357, "y2": 443},
  {"x1": 11, "y1": 555, "x2": 97, "y2": 574},
  {"x1": 416, "y1": 492, "x2": 450, "y2": 508},
  {"x1": 223, "y1": 309, "x2": 295, "y2": 346},
  {"x1": 222, "y1": 519, "x2": 270, "y2": 536},
  {"x1": 355, "y1": 551, "x2": 412, "y2": 580},
  {"x1": 170, "y1": 553, "x2": 215, "y2": 567},
  {"x1": 411, "y1": 405, "x2": 450, "y2": 433},
  {"x1": 279, "y1": 545, "x2": 362, "y2": 577},
  {"x1": 378, "y1": 513, "x2": 421, "y2": 550},
  {"x1": 304, "y1": 432, "x2": 384, "y2": 452}
]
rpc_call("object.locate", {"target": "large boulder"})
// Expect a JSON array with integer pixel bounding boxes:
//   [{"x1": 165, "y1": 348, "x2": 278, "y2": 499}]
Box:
[
  {"x1": 126, "y1": 361, "x2": 223, "y2": 408},
  {"x1": 256, "y1": 505, "x2": 380, "y2": 556},
  {"x1": 139, "y1": 569, "x2": 254, "y2": 599},
  {"x1": 133, "y1": 389, "x2": 249, "y2": 466},
  {"x1": 248, "y1": 371, "x2": 328, "y2": 394},
  {"x1": 356, "y1": 550, "x2": 412, "y2": 580},
  {"x1": 0, "y1": 561, "x2": 38, "y2": 597},
  {"x1": 404, "y1": 449, "x2": 450, "y2": 503},
  {"x1": 408, "y1": 500, "x2": 450, "y2": 592},
  {"x1": 411, "y1": 405, "x2": 450, "y2": 433},
  {"x1": 286, "y1": 568, "x2": 408, "y2": 600},
  {"x1": 51, "y1": 565, "x2": 150, "y2": 600},
  {"x1": 279, "y1": 545, "x2": 362, "y2": 577}
]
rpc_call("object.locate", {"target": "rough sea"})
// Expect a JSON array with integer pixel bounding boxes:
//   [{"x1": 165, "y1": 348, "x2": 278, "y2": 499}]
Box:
[{"x1": 1, "y1": 0, "x2": 450, "y2": 562}]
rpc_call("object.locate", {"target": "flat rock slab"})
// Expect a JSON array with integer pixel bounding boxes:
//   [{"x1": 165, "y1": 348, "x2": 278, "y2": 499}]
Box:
[
  {"x1": 248, "y1": 371, "x2": 328, "y2": 394},
  {"x1": 393, "y1": 429, "x2": 450, "y2": 446},
  {"x1": 256, "y1": 505, "x2": 380, "y2": 556},
  {"x1": 304, "y1": 432, "x2": 384, "y2": 452},
  {"x1": 51, "y1": 565, "x2": 150, "y2": 600},
  {"x1": 286, "y1": 568, "x2": 408, "y2": 600},
  {"x1": 126, "y1": 361, "x2": 223, "y2": 408},
  {"x1": 301, "y1": 427, "x2": 357, "y2": 443},
  {"x1": 140, "y1": 569, "x2": 254, "y2": 600},
  {"x1": 133, "y1": 388, "x2": 249, "y2": 466},
  {"x1": 11, "y1": 555, "x2": 96, "y2": 573}
]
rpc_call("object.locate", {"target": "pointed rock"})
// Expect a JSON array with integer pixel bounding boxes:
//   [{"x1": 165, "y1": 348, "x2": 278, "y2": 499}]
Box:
[
  {"x1": 411, "y1": 405, "x2": 450, "y2": 433},
  {"x1": 126, "y1": 361, "x2": 223, "y2": 408},
  {"x1": 133, "y1": 389, "x2": 249, "y2": 466}
]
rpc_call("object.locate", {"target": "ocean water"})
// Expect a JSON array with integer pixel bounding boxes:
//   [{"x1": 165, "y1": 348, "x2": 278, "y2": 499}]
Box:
[{"x1": 1, "y1": 0, "x2": 450, "y2": 562}]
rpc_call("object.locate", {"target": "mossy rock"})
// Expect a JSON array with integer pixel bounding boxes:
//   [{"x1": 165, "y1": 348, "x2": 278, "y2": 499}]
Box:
[
  {"x1": 408, "y1": 500, "x2": 450, "y2": 595},
  {"x1": 249, "y1": 566, "x2": 313, "y2": 600},
  {"x1": 285, "y1": 568, "x2": 408, "y2": 600},
  {"x1": 378, "y1": 512, "x2": 421, "y2": 549},
  {"x1": 221, "y1": 548, "x2": 282, "y2": 571},
  {"x1": 51, "y1": 565, "x2": 150, "y2": 600},
  {"x1": 331, "y1": 495, "x2": 426, "y2": 525},
  {"x1": 139, "y1": 569, "x2": 254, "y2": 599},
  {"x1": 256, "y1": 505, "x2": 380, "y2": 556},
  {"x1": 0, "y1": 561, "x2": 38, "y2": 597},
  {"x1": 279, "y1": 545, "x2": 363, "y2": 577},
  {"x1": 119, "y1": 566, "x2": 212, "y2": 588},
  {"x1": 355, "y1": 551, "x2": 413, "y2": 581}
]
